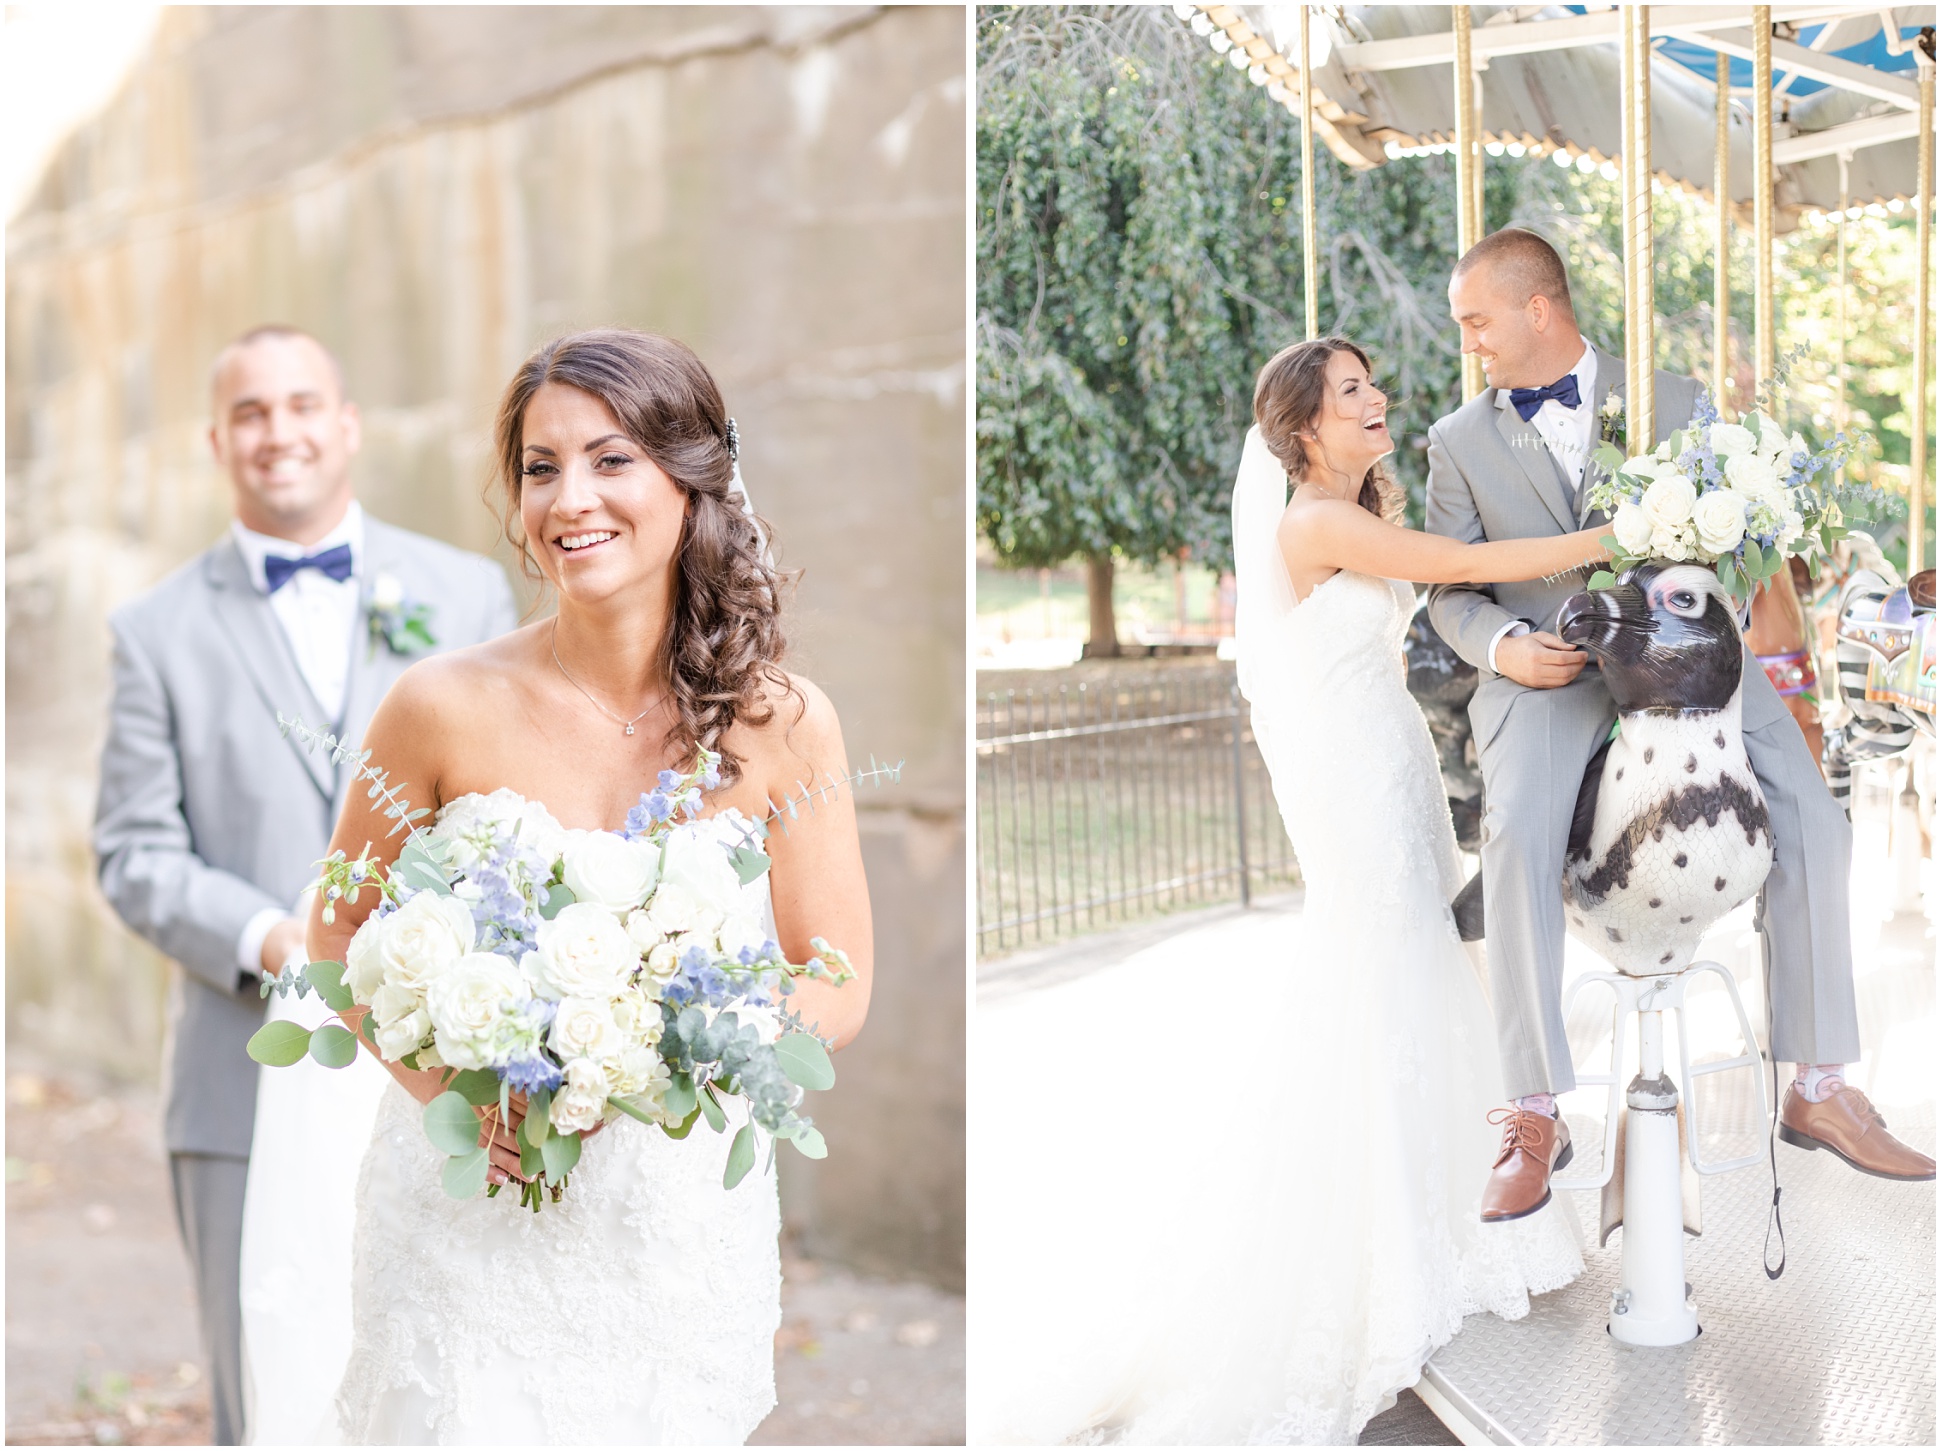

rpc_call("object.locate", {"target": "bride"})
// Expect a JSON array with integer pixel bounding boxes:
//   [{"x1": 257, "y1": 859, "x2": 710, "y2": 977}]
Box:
[
  {"x1": 302, "y1": 328, "x2": 873, "y2": 1444},
  {"x1": 975, "y1": 338, "x2": 1604, "y2": 1445}
]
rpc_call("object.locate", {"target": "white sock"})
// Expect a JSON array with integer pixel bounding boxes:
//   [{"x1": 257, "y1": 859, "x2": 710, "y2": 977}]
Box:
[
  {"x1": 1794, "y1": 1064, "x2": 1847, "y2": 1102},
  {"x1": 1515, "y1": 1093, "x2": 1557, "y2": 1118}
]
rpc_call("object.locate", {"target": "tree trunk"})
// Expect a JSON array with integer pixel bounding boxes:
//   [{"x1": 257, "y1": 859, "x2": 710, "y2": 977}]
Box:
[{"x1": 1086, "y1": 554, "x2": 1119, "y2": 658}]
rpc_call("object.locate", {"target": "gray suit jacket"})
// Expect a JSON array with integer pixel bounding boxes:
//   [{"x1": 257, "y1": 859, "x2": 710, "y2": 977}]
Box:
[
  {"x1": 1424, "y1": 346, "x2": 1705, "y2": 749},
  {"x1": 94, "y1": 514, "x2": 518, "y2": 1158}
]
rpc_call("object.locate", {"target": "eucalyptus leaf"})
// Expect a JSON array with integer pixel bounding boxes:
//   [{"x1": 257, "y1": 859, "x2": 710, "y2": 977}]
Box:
[
  {"x1": 538, "y1": 883, "x2": 576, "y2": 920},
  {"x1": 527, "y1": 1090, "x2": 552, "y2": 1146},
  {"x1": 775, "y1": 1033, "x2": 837, "y2": 1091},
  {"x1": 441, "y1": 1146, "x2": 489, "y2": 1200},
  {"x1": 789, "y1": 1124, "x2": 829, "y2": 1160},
  {"x1": 609, "y1": 1095, "x2": 663, "y2": 1126},
  {"x1": 540, "y1": 1127, "x2": 581, "y2": 1182},
  {"x1": 308, "y1": 1023, "x2": 359, "y2": 1069},
  {"x1": 661, "y1": 1106, "x2": 703, "y2": 1141},
  {"x1": 699, "y1": 1085, "x2": 727, "y2": 1134},
  {"x1": 723, "y1": 1123, "x2": 757, "y2": 1190},
  {"x1": 1587, "y1": 570, "x2": 1617, "y2": 592},
  {"x1": 449, "y1": 1069, "x2": 503, "y2": 1108},
  {"x1": 728, "y1": 846, "x2": 771, "y2": 886},
  {"x1": 395, "y1": 837, "x2": 452, "y2": 896},
  {"x1": 246, "y1": 1020, "x2": 313, "y2": 1068},
  {"x1": 1742, "y1": 541, "x2": 1766, "y2": 579},
  {"x1": 422, "y1": 1091, "x2": 482, "y2": 1157},
  {"x1": 519, "y1": 1135, "x2": 543, "y2": 1180},
  {"x1": 304, "y1": 960, "x2": 354, "y2": 1013},
  {"x1": 1591, "y1": 443, "x2": 1624, "y2": 471},
  {"x1": 662, "y1": 1073, "x2": 697, "y2": 1120}
]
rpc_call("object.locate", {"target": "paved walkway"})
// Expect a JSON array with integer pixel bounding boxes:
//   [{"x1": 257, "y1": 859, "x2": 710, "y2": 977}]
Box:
[{"x1": 4, "y1": 1063, "x2": 962, "y2": 1446}]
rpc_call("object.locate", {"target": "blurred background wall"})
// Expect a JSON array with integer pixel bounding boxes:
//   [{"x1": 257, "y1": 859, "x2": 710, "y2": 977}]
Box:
[{"x1": 6, "y1": 4, "x2": 965, "y2": 1287}]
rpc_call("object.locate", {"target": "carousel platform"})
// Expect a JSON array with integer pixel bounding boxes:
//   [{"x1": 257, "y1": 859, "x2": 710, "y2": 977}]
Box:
[{"x1": 1420, "y1": 825, "x2": 1935, "y2": 1447}]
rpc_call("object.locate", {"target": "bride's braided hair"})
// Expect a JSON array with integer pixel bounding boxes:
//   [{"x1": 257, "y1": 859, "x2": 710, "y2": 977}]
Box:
[
  {"x1": 492, "y1": 328, "x2": 795, "y2": 785},
  {"x1": 1253, "y1": 337, "x2": 1403, "y2": 523}
]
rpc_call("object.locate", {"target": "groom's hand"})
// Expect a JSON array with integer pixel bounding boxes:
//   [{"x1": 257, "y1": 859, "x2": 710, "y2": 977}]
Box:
[{"x1": 1496, "y1": 630, "x2": 1587, "y2": 689}]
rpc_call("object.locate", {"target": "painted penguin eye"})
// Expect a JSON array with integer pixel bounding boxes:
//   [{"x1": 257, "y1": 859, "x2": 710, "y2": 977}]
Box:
[{"x1": 1670, "y1": 590, "x2": 1698, "y2": 612}]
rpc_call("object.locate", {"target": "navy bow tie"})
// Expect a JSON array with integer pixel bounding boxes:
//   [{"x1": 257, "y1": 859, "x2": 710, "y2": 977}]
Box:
[
  {"x1": 1507, "y1": 374, "x2": 1582, "y2": 422},
  {"x1": 264, "y1": 542, "x2": 354, "y2": 593}
]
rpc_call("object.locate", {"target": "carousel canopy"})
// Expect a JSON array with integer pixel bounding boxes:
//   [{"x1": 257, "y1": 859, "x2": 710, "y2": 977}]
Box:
[{"x1": 1192, "y1": 4, "x2": 1935, "y2": 219}]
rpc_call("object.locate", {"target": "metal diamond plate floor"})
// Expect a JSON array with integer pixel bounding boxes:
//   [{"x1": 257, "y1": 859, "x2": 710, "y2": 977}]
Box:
[{"x1": 1424, "y1": 1070, "x2": 1934, "y2": 1446}]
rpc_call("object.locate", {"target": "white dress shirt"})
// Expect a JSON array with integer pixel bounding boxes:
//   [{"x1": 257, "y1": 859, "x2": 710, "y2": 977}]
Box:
[
  {"x1": 229, "y1": 501, "x2": 366, "y2": 975},
  {"x1": 1486, "y1": 340, "x2": 1599, "y2": 674}
]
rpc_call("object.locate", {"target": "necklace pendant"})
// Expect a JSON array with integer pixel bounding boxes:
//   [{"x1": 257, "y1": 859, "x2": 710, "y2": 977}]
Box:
[{"x1": 624, "y1": 723, "x2": 635, "y2": 736}]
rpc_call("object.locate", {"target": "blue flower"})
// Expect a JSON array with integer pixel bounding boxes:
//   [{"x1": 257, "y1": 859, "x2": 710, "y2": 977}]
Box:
[
  {"x1": 658, "y1": 769, "x2": 683, "y2": 791},
  {"x1": 502, "y1": 1055, "x2": 563, "y2": 1095}
]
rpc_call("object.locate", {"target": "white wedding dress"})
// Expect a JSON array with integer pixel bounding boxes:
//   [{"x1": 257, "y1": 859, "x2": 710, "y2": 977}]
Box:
[
  {"x1": 332, "y1": 816, "x2": 781, "y2": 1445},
  {"x1": 972, "y1": 430, "x2": 1582, "y2": 1445}
]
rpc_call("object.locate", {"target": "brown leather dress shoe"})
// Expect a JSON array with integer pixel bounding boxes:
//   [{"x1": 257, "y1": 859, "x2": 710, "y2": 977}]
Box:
[
  {"x1": 1480, "y1": 1108, "x2": 1574, "y2": 1222},
  {"x1": 1778, "y1": 1084, "x2": 1935, "y2": 1181}
]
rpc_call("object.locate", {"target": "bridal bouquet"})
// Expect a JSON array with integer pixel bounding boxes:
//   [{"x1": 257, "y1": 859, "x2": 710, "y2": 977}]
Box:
[
  {"x1": 1583, "y1": 386, "x2": 1886, "y2": 604},
  {"x1": 250, "y1": 731, "x2": 886, "y2": 1211}
]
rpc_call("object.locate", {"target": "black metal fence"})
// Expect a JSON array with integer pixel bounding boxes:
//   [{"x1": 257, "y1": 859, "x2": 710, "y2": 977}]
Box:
[{"x1": 976, "y1": 661, "x2": 1301, "y2": 956}]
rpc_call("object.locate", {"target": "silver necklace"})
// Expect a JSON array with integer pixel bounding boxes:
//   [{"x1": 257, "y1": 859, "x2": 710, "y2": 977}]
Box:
[{"x1": 550, "y1": 623, "x2": 664, "y2": 736}]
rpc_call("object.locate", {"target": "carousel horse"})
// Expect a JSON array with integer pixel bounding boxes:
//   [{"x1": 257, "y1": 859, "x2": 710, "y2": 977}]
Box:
[
  {"x1": 1405, "y1": 594, "x2": 1483, "y2": 852},
  {"x1": 1821, "y1": 566, "x2": 1936, "y2": 819}
]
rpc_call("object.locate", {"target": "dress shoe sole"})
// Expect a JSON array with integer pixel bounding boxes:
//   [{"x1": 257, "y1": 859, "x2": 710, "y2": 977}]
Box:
[
  {"x1": 1480, "y1": 1139, "x2": 1574, "y2": 1223},
  {"x1": 1777, "y1": 1122, "x2": 1937, "y2": 1182}
]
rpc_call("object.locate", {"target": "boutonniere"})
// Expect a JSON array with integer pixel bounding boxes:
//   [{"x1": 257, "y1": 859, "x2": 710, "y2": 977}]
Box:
[
  {"x1": 366, "y1": 572, "x2": 437, "y2": 659},
  {"x1": 1597, "y1": 391, "x2": 1626, "y2": 450}
]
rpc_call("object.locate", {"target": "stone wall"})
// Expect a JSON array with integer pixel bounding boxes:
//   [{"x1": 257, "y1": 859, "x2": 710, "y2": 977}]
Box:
[{"x1": 5, "y1": 5, "x2": 965, "y2": 1285}]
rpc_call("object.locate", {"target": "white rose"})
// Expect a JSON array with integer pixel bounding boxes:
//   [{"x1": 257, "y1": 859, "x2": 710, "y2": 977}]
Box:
[
  {"x1": 1756, "y1": 417, "x2": 1793, "y2": 462},
  {"x1": 1623, "y1": 455, "x2": 1669, "y2": 484},
  {"x1": 658, "y1": 824, "x2": 744, "y2": 920},
  {"x1": 1649, "y1": 524, "x2": 1694, "y2": 562},
  {"x1": 1692, "y1": 489, "x2": 1749, "y2": 556},
  {"x1": 1722, "y1": 451, "x2": 1780, "y2": 500},
  {"x1": 624, "y1": 909, "x2": 664, "y2": 954},
  {"x1": 549, "y1": 996, "x2": 625, "y2": 1060},
  {"x1": 611, "y1": 986, "x2": 665, "y2": 1037},
  {"x1": 374, "y1": 1006, "x2": 430, "y2": 1061},
  {"x1": 644, "y1": 942, "x2": 681, "y2": 983},
  {"x1": 562, "y1": 832, "x2": 660, "y2": 915},
  {"x1": 429, "y1": 790, "x2": 567, "y2": 869},
  {"x1": 549, "y1": 1057, "x2": 609, "y2": 1134},
  {"x1": 368, "y1": 980, "x2": 420, "y2": 1027},
  {"x1": 425, "y1": 952, "x2": 529, "y2": 1070},
  {"x1": 605, "y1": 1049, "x2": 670, "y2": 1103},
  {"x1": 645, "y1": 880, "x2": 708, "y2": 937},
  {"x1": 370, "y1": 572, "x2": 405, "y2": 610},
  {"x1": 1640, "y1": 474, "x2": 1698, "y2": 533},
  {"x1": 374, "y1": 892, "x2": 476, "y2": 996},
  {"x1": 1709, "y1": 422, "x2": 1757, "y2": 457},
  {"x1": 532, "y1": 902, "x2": 637, "y2": 1000},
  {"x1": 1773, "y1": 508, "x2": 1805, "y2": 552},
  {"x1": 345, "y1": 915, "x2": 388, "y2": 1000},
  {"x1": 1611, "y1": 499, "x2": 1655, "y2": 555}
]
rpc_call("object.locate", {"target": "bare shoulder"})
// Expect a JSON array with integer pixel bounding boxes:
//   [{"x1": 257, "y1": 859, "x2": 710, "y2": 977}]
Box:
[
  {"x1": 371, "y1": 622, "x2": 546, "y2": 730},
  {"x1": 729, "y1": 670, "x2": 845, "y2": 784}
]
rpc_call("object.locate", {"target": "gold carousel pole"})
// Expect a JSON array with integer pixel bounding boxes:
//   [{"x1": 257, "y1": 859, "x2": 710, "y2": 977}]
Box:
[
  {"x1": 1714, "y1": 52, "x2": 1732, "y2": 409},
  {"x1": 1910, "y1": 51, "x2": 1932, "y2": 577},
  {"x1": 1454, "y1": 3, "x2": 1483, "y2": 398},
  {"x1": 1623, "y1": 5, "x2": 1654, "y2": 446},
  {"x1": 1300, "y1": 3, "x2": 1318, "y2": 340},
  {"x1": 1835, "y1": 151, "x2": 1850, "y2": 479},
  {"x1": 1752, "y1": 8, "x2": 1775, "y2": 393}
]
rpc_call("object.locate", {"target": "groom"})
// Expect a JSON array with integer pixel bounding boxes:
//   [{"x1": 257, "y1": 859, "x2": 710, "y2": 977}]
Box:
[
  {"x1": 1423, "y1": 229, "x2": 1933, "y2": 1224},
  {"x1": 93, "y1": 325, "x2": 518, "y2": 1442}
]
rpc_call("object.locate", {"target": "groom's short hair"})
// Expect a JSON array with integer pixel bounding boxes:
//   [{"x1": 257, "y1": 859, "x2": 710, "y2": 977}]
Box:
[
  {"x1": 1453, "y1": 228, "x2": 1575, "y2": 322},
  {"x1": 209, "y1": 324, "x2": 348, "y2": 404}
]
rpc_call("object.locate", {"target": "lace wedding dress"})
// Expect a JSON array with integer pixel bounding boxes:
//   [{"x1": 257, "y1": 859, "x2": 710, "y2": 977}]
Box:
[
  {"x1": 971, "y1": 430, "x2": 1582, "y2": 1445},
  {"x1": 331, "y1": 803, "x2": 781, "y2": 1446}
]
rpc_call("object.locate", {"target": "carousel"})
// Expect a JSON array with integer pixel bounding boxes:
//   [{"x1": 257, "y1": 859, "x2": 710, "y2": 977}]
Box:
[{"x1": 1182, "y1": 4, "x2": 1935, "y2": 1444}]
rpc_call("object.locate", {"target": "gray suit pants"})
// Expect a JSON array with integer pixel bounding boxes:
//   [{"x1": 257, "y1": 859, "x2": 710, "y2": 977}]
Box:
[
  {"x1": 169, "y1": 1152, "x2": 247, "y2": 1446},
  {"x1": 1479, "y1": 658, "x2": 1862, "y2": 1099}
]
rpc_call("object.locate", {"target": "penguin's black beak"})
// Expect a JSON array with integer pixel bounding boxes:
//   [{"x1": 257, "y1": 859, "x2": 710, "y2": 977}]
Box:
[{"x1": 1556, "y1": 590, "x2": 1605, "y2": 649}]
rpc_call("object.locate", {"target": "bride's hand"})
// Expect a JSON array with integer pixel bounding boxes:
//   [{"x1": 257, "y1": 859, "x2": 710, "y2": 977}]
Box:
[{"x1": 478, "y1": 1089, "x2": 606, "y2": 1187}]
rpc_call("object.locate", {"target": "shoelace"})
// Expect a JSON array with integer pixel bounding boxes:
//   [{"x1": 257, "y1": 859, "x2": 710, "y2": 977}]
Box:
[{"x1": 1487, "y1": 1107, "x2": 1549, "y2": 1161}]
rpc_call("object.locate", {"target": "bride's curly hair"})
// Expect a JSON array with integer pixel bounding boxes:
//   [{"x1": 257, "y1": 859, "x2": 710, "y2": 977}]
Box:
[
  {"x1": 1253, "y1": 337, "x2": 1404, "y2": 523},
  {"x1": 492, "y1": 328, "x2": 795, "y2": 786}
]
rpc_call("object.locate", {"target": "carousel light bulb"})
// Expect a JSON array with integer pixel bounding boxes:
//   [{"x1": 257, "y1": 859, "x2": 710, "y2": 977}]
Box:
[
  {"x1": 1577, "y1": 154, "x2": 1597, "y2": 174},
  {"x1": 1888, "y1": 197, "x2": 1905, "y2": 213},
  {"x1": 1190, "y1": 13, "x2": 1215, "y2": 36},
  {"x1": 1507, "y1": 142, "x2": 1527, "y2": 157},
  {"x1": 1486, "y1": 141, "x2": 1505, "y2": 157},
  {"x1": 1599, "y1": 160, "x2": 1619, "y2": 180},
  {"x1": 1248, "y1": 62, "x2": 1269, "y2": 85},
  {"x1": 1554, "y1": 149, "x2": 1575, "y2": 168},
  {"x1": 1228, "y1": 45, "x2": 1250, "y2": 69},
  {"x1": 1865, "y1": 202, "x2": 1887, "y2": 218},
  {"x1": 1209, "y1": 30, "x2": 1232, "y2": 52},
  {"x1": 1171, "y1": 2, "x2": 1197, "y2": 18},
  {"x1": 1384, "y1": 141, "x2": 1404, "y2": 159},
  {"x1": 1267, "y1": 81, "x2": 1289, "y2": 103}
]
